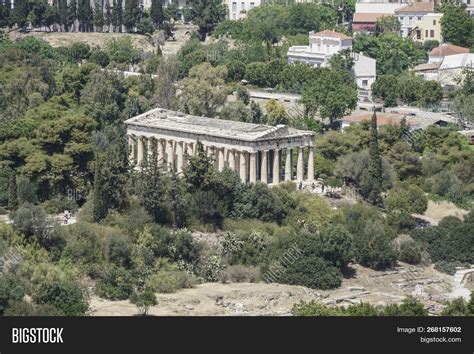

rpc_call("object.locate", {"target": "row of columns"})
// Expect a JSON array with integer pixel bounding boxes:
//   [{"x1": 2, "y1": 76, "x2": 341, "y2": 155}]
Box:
[{"x1": 128, "y1": 135, "x2": 314, "y2": 184}]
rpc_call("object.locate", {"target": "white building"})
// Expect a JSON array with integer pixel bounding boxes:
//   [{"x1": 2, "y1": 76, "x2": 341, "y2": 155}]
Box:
[
  {"x1": 225, "y1": 0, "x2": 263, "y2": 20},
  {"x1": 287, "y1": 30, "x2": 377, "y2": 100},
  {"x1": 395, "y1": 2, "x2": 434, "y2": 38},
  {"x1": 126, "y1": 108, "x2": 316, "y2": 184}
]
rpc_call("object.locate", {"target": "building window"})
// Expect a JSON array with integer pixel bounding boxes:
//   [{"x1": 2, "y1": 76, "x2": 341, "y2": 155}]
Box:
[
  {"x1": 433, "y1": 20, "x2": 436, "y2": 25},
  {"x1": 416, "y1": 30, "x2": 421, "y2": 39},
  {"x1": 467, "y1": 0, "x2": 471, "y2": 4},
  {"x1": 417, "y1": 16, "x2": 422, "y2": 21},
  {"x1": 407, "y1": 28, "x2": 412, "y2": 37},
  {"x1": 425, "y1": 29, "x2": 428, "y2": 37},
  {"x1": 241, "y1": 2, "x2": 245, "y2": 10},
  {"x1": 250, "y1": 2, "x2": 254, "y2": 8},
  {"x1": 430, "y1": 29, "x2": 435, "y2": 37},
  {"x1": 362, "y1": 80, "x2": 368, "y2": 87},
  {"x1": 232, "y1": 2, "x2": 236, "y2": 12}
]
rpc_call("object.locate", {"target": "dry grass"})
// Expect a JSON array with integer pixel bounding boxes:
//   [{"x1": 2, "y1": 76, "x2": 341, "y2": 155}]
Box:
[
  {"x1": 10, "y1": 31, "x2": 155, "y2": 51},
  {"x1": 414, "y1": 200, "x2": 469, "y2": 225}
]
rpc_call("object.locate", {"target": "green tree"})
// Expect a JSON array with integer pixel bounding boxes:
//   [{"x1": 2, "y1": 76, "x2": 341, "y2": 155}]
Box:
[
  {"x1": 93, "y1": 0, "x2": 104, "y2": 31},
  {"x1": 123, "y1": 0, "x2": 141, "y2": 32},
  {"x1": 184, "y1": 0, "x2": 226, "y2": 41},
  {"x1": 178, "y1": 62, "x2": 227, "y2": 117},
  {"x1": 371, "y1": 74, "x2": 398, "y2": 107},
  {"x1": 0, "y1": 275, "x2": 25, "y2": 315},
  {"x1": 440, "y1": 3, "x2": 474, "y2": 48},
  {"x1": 383, "y1": 296, "x2": 428, "y2": 316},
  {"x1": 374, "y1": 15, "x2": 400, "y2": 35},
  {"x1": 130, "y1": 288, "x2": 157, "y2": 316},
  {"x1": 362, "y1": 112, "x2": 383, "y2": 205},
  {"x1": 77, "y1": 0, "x2": 93, "y2": 32},
  {"x1": 8, "y1": 171, "x2": 17, "y2": 211},
  {"x1": 385, "y1": 184, "x2": 428, "y2": 214},
  {"x1": 302, "y1": 69, "x2": 357, "y2": 129},
  {"x1": 33, "y1": 280, "x2": 89, "y2": 316},
  {"x1": 150, "y1": 0, "x2": 163, "y2": 28},
  {"x1": 92, "y1": 156, "x2": 107, "y2": 222}
]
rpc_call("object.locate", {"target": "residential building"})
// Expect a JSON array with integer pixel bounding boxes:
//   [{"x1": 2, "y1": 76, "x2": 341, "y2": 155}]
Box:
[
  {"x1": 353, "y1": 0, "x2": 404, "y2": 32},
  {"x1": 414, "y1": 52, "x2": 474, "y2": 87},
  {"x1": 287, "y1": 30, "x2": 377, "y2": 100},
  {"x1": 429, "y1": 43, "x2": 470, "y2": 63},
  {"x1": 395, "y1": 2, "x2": 434, "y2": 38},
  {"x1": 411, "y1": 13, "x2": 443, "y2": 43},
  {"x1": 225, "y1": 0, "x2": 263, "y2": 20}
]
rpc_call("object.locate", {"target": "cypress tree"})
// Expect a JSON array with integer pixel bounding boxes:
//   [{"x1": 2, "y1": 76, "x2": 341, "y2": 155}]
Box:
[
  {"x1": 12, "y1": 0, "x2": 29, "y2": 29},
  {"x1": 92, "y1": 156, "x2": 108, "y2": 222},
  {"x1": 150, "y1": 0, "x2": 163, "y2": 28},
  {"x1": 8, "y1": 171, "x2": 18, "y2": 211},
  {"x1": 68, "y1": 0, "x2": 77, "y2": 31},
  {"x1": 364, "y1": 112, "x2": 383, "y2": 205},
  {"x1": 104, "y1": 0, "x2": 112, "y2": 32},
  {"x1": 123, "y1": 0, "x2": 140, "y2": 32},
  {"x1": 93, "y1": 0, "x2": 104, "y2": 31}
]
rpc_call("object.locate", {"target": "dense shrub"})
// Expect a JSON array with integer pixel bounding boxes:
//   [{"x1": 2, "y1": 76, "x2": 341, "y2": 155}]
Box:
[
  {"x1": 95, "y1": 266, "x2": 135, "y2": 300},
  {"x1": 0, "y1": 274, "x2": 25, "y2": 315},
  {"x1": 4, "y1": 300, "x2": 64, "y2": 316},
  {"x1": 42, "y1": 195, "x2": 78, "y2": 214},
  {"x1": 145, "y1": 270, "x2": 195, "y2": 293},
  {"x1": 33, "y1": 280, "x2": 88, "y2": 316},
  {"x1": 279, "y1": 256, "x2": 342, "y2": 290},
  {"x1": 219, "y1": 265, "x2": 261, "y2": 283},
  {"x1": 398, "y1": 240, "x2": 422, "y2": 264}
]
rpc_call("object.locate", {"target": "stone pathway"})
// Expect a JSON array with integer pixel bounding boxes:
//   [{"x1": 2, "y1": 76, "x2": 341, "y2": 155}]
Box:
[{"x1": 449, "y1": 267, "x2": 474, "y2": 300}]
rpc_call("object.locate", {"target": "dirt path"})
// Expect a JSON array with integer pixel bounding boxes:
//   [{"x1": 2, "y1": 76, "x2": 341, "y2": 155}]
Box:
[{"x1": 90, "y1": 263, "x2": 454, "y2": 316}]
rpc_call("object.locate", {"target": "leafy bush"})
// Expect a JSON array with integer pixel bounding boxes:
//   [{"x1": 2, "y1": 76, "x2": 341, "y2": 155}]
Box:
[
  {"x1": 398, "y1": 240, "x2": 422, "y2": 264},
  {"x1": 4, "y1": 300, "x2": 64, "y2": 316},
  {"x1": 42, "y1": 195, "x2": 78, "y2": 214},
  {"x1": 145, "y1": 270, "x2": 193, "y2": 294},
  {"x1": 33, "y1": 280, "x2": 88, "y2": 316},
  {"x1": 95, "y1": 266, "x2": 135, "y2": 300},
  {"x1": 219, "y1": 265, "x2": 261, "y2": 283},
  {"x1": 279, "y1": 256, "x2": 342, "y2": 290},
  {"x1": 130, "y1": 288, "x2": 157, "y2": 316},
  {"x1": 434, "y1": 260, "x2": 468, "y2": 275},
  {"x1": 0, "y1": 274, "x2": 25, "y2": 315},
  {"x1": 382, "y1": 296, "x2": 428, "y2": 316},
  {"x1": 441, "y1": 296, "x2": 473, "y2": 316}
]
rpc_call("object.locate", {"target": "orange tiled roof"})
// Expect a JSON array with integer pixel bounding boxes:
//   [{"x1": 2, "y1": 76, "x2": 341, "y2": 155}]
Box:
[
  {"x1": 395, "y1": 2, "x2": 434, "y2": 13},
  {"x1": 430, "y1": 44, "x2": 470, "y2": 57},
  {"x1": 312, "y1": 29, "x2": 352, "y2": 40}
]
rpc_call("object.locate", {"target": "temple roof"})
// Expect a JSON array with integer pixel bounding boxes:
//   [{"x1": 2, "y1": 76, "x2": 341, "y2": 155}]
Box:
[{"x1": 125, "y1": 108, "x2": 314, "y2": 142}]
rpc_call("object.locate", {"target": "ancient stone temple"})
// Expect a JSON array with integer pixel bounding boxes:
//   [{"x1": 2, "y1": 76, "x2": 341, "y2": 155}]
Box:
[{"x1": 125, "y1": 108, "x2": 315, "y2": 184}]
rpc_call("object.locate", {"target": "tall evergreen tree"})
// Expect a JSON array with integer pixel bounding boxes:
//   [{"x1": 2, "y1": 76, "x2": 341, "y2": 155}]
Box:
[
  {"x1": 0, "y1": 0, "x2": 12, "y2": 28},
  {"x1": 150, "y1": 0, "x2": 163, "y2": 28},
  {"x1": 92, "y1": 156, "x2": 108, "y2": 222},
  {"x1": 8, "y1": 171, "x2": 18, "y2": 211},
  {"x1": 77, "y1": 0, "x2": 93, "y2": 32},
  {"x1": 67, "y1": 0, "x2": 77, "y2": 31},
  {"x1": 12, "y1": 0, "x2": 29, "y2": 29},
  {"x1": 362, "y1": 112, "x2": 383, "y2": 205},
  {"x1": 58, "y1": 0, "x2": 68, "y2": 31},
  {"x1": 104, "y1": 0, "x2": 112, "y2": 32},
  {"x1": 112, "y1": 0, "x2": 123, "y2": 32},
  {"x1": 93, "y1": 0, "x2": 104, "y2": 31},
  {"x1": 123, "y1": 0, "x2": 140, "y2": 32}
]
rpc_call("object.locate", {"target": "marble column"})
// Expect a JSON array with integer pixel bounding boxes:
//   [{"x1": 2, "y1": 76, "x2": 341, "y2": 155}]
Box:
[
  {"x1": 228, "y1": 149, "x2": 235, "y2": 171},
  {"x1": 128, "y1": 135, "x2": 134, "y2": 165},
  {"x1": 307, "y1": 146, "x2": 314, "y2": 181},
  {"x1": 137, "y1": 136, "x2": 144, "y2": 167},
  {"x1": 166, "y1": 140, "x2": 174, "y2": 171},
  {"x1": 177, "y1": 141, "x2": 184, "y2": 174},
  {"x1": 273, "y1": 149, "x2": 280, "y2": 184},
  {"x1": 285, "y1": 148, "x2": 292, "y2": 181},
  {"x1": 296, "y1": 146, "x2": 304, "y2": 182},
  {"x1": 261, "y1": 150, "x2": 268, "y2": 184},
  {"x1": 239, "y1": 151, "x2": 247, "y2": 183},
  {"x1": 249, "y1": 152, "x2": 257, "y2": 183},
  {"x1": 218, "y1": 147, "x2": 225, "y2": 171},
  {"x1": 157, "y1": 139, "x2": 165, "y2": 166}
]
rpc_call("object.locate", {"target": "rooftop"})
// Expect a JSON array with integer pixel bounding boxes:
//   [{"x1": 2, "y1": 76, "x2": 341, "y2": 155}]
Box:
[
  {"x1": 125, "y1": 108, "x2": 314, "y2": 142},
  {"x1": 430, "y1": 44, "x2": 470, "y2": 57},
  {"x1": 353, "y1": 13, "x2": 390, "y2": 23},
  {"x1": 395, "y1": 2, "x2": 434, "y2": 13},
  {"x1": 311, "y1": 29, "x2": 352, "y2": 40}
]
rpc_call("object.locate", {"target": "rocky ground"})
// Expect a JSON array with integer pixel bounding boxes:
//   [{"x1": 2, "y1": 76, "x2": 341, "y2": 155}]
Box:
[{"x1": 90, "y1": 262, "x2": 456, "y2": 316}]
